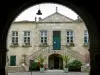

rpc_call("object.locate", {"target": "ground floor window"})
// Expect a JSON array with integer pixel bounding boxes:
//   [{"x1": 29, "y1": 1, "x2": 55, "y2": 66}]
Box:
[{"x1": 10, "y1": 55, "x2": 16, "y2": 66}]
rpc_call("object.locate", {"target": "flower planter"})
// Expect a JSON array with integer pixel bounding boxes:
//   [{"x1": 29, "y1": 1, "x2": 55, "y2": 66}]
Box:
[
  {"x1": 64, "y1": 68, "x2": 68, "y2": 73},
  {"x1": 40, "y1": 67, "x2": 44, "y2": 73}
]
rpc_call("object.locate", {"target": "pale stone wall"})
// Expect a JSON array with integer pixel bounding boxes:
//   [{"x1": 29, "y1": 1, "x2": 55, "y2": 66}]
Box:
[
  {"x1": 7, "y1": 21, "x2": 89, "y2": 67},
  {"x1": 7, "y1": 22, "x2": 39, "y2": 66},
  {"x1": 6, "y1": 12, "x2": 90, "y2": 72},
  {"x1": 37, "y1": 22, "x2": 88, "y2": 55}
]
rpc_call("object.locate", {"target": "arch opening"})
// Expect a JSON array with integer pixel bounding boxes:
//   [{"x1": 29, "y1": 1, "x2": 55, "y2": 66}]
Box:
[{"x1": 48, "y1": 54, "x2": 63, "y2": 70}]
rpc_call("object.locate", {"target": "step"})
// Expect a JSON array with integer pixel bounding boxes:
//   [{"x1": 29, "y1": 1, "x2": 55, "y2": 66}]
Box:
[{"x1": 45, "y1": 70, "x2": 64, "y2": 73}]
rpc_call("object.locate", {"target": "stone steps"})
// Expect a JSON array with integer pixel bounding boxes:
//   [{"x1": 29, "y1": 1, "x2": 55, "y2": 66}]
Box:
[
  {"x1": 26, "y1": 46, "x2": 86, "y2": 65},
  {"x1": 45, "y1": 70, "x2": 64, "y2": 73}
]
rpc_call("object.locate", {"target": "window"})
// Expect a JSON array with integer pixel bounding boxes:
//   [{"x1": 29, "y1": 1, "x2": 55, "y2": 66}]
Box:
[
  {"x1": 10, "y1": 55, "x2": 16, "y2": 66},
  {"x1": 24, "y1": 31, "x2": 30, "y2": 45},
  {"x1": 66, "y1": 30, "x2": 73, "y2": 44},
  {"x1": 84, "y1": 30, "x2": 89, "y2": 44},
  {"x1": 12, "y1": 31, "x2": 18, "y2": 45},
  {"x1": 40, "y1": 31, "x2": 47, "y2": 44}
]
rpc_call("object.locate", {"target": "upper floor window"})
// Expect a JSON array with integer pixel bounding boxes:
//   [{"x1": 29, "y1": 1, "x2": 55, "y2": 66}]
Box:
[
  {"x1": 84, "y1": 30, "x2": 89, "y2": 44},
  {"x1": 66, "y1": 30, "x2": 73, "y2": 44},
  {"x1": 12, "y1": 31, "x2": 18, "y2": 45},
  {"x1": 40, "y1": 31, "x2": 47, "y2": 44},
  {"x1": 24, "y1": 31, "x2": 30, "y2": 45}
]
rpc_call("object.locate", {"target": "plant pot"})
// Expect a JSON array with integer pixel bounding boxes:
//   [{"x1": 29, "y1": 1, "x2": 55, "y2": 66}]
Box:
[
  {"x1": 64, "y1": 68, "x2": 68, "y2": 73},
  {"x1": 40, "y1": 67, "x2": 44, "y2": 73}
]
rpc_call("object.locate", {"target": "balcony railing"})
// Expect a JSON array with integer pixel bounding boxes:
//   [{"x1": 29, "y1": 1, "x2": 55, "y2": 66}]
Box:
[{"x1": 25, "y1": 44, "x2": 87, "y2": 65}]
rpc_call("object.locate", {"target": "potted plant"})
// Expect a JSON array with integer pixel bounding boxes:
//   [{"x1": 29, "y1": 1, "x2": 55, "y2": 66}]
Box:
[
  {"x1": 36, "y1": 54, "x2": 46, "y2": 72},
  {"x1": 60, "y1": 54, "x2": 71, "y2": 73}
]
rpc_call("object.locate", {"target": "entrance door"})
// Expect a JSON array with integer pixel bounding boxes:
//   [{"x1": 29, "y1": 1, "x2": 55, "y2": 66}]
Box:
[
  {"x1": 10, "y1": 56, "x2": 16, "y2": 66},
  {"x1": 48, "y1": 54, "x2": 63, "y2": 69},
  {"x1": 54, "y1": 56, "x2": 59, "y2": 69},
  {"x1": 53, "y1": 31, "x2": 61, "y2": 50}
]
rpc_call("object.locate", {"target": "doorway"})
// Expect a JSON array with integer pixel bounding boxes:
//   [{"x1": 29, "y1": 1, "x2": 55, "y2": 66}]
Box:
[
  {"x1": 48, "y1": 54, "x2": 63, "y2": 69},
  {"x1": 53, "y1": 31, "x2": 61, "y2": 50}
]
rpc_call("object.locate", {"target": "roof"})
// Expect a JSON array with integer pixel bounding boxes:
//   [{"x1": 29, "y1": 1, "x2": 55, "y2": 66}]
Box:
[
  {"x1": 12, "y1": 20, "x2": 35, "y2": 24},
  {"x1": 13, "y1": 12, "x2": 81, "y2": 23},
  {"x1": 38, "y1": 12, "x2": 74, "y2": 22}
]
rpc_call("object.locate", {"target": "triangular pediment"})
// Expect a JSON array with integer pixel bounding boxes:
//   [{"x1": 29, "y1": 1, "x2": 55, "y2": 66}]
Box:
[{"x1": 39, "y1": 12, "x2": 74, "y2": 22}]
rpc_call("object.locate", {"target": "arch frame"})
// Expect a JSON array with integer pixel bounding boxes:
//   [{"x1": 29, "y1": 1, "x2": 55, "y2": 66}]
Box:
[{"x1": 0, "y1": 0, "x2": 99, "y2": 75}]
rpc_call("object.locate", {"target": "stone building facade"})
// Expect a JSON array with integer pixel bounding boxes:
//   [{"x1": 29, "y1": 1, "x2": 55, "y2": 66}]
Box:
[{"x1": 7, "y1": 11, "x2": 89, "y2": 71}]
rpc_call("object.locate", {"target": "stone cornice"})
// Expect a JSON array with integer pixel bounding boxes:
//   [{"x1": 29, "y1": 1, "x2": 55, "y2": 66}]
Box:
[{"x1": 12, "y1": 21, "x2": 84, "y2": 24}]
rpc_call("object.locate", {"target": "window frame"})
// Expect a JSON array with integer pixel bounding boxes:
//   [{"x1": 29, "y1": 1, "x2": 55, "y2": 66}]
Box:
[
  {"x1": 84, "y1": 30, "x2": 89, "y2": 44},
  {"x1": 23, "y1": 31, "x2": 30, "y2": 45},
  {"x1": 40, "y1": 30, "x2": 47, "y2": 44},
  {"x1": 11, "y1": 31, "x2": 18, "y2": 45},
  {"x1": 66, "y1": 30, "x2": 74, "y2": 44}
]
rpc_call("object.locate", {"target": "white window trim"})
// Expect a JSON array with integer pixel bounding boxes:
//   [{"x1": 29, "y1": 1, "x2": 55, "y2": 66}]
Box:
[
  {"x1": 11, "y1": 31, "x2": 18, "y2": 44},
  {"x1": 23, "y1": 31, "x2": 31, "y2": 45},
  {"x1": 66, "y1": 30, "x2": 74, "y2": 44},
  {"x1": 84, "y1": 30, "x2": 89, "y2": 44},
  {"x1": 40, "y1": 30, "x2": 48, "y2": 44}
]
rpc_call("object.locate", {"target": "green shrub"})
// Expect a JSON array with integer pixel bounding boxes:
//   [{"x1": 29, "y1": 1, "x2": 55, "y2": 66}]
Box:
[
  {"x1": 68, "y1": 60, "x2": 82, "y2": 71},
  {"x1": 29, "y1": 62, "x2": 40, "y2": 71},
  {"x1": 59, "y1": 55, "x2": 71, "y2": 68},
  {"x1": 36, "y1": 54, "x2": 46, "y2": 68},
  {"x1": 40, "y1": 64, "x2": 44, "y2": 68}
]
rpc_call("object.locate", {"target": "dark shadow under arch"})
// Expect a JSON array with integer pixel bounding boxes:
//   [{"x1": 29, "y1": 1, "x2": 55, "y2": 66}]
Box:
[{"x1": 48, "y1": 53, "x2": 63, "y2": 69}]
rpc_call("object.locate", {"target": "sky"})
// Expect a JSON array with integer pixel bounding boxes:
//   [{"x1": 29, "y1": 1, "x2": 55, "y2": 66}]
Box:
[{"x1": 15, "y1": 3, "x2": 78, "y2": 22}]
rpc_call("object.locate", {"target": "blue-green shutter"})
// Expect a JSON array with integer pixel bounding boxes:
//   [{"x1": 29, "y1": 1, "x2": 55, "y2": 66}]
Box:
[
  {"x1": 53, "y1": 31, "x2": 61, "y2": 50},
  {"x1": 10, "y1": 56, "x2": 16, "y2": 66}
]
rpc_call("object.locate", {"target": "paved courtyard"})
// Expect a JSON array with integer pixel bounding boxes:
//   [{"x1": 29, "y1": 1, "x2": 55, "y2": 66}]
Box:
[{"x1": 8, "y1": 70, "x2": 89, "y2": 75}]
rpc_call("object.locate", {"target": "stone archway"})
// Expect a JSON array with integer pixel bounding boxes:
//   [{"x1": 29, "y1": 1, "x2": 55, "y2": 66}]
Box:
[
  {"x1": 48, "y1": 54, "x2": 63, "y2": 70},
  {"x1": 0, "y1": 0, "x2": 98, "y2": 75}
]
